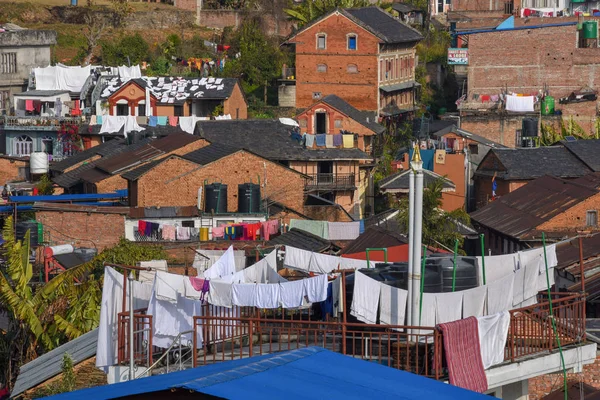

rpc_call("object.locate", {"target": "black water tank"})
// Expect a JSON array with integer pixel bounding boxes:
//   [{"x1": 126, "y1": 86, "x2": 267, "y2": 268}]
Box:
[
  {"x1": 204, "y1": 183, "x2": 227, "y2": 213},
  {"x1": 428, "y1": 256, "x2": 479, "y2": 292},
  {"x1": 16, "y1": 221, "x2": 39, "y2": 246},
  {"x1": 522, "y1": 118, "x2": 538, "y2": 137},
  {"x1": 237, "y1": 183, "x2": 260, "y2": 213}
]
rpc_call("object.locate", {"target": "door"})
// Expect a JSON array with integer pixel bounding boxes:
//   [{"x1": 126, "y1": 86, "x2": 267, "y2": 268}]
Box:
[
  {"x1": 315, "y1": 112, "x2": 327, "y2": 134},
  {"x1": 317, "y1": 161, "x2": 334, "y2": 184}
]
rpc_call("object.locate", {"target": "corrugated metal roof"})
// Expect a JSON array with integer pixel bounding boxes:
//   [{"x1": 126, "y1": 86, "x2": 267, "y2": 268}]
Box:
[
  {"x1": 269, "y1": 228, "x2": 334, "y2": 252},
  {"x1": 340, "y1": 226, "x2": 408, "y2": 255},
  {"x1": 129, "y1": 206, "x2": 200, "y2": 218},
  {"x1": 379, "y1": 169, "x2": 455, "y2": 192},
  {"x1": 12, "y1": 329, "x2": 98, "y2": 397},
  {"x1": 50, "y1": 139, "x2": 125, "y2": 173},
  {"x1": 183, "y1": 143, "x2": 240, "y2": 166},
  {"x1": 554, "y1": 234, "x2": 600, "y2": 277},
  {"x1": 470, "y1": 175, "x2": 599, "y2": 240},
  {"x1": 46, "y1": 347, "x2": 486, "y2": 400},
  {"x1": 33, "y1": 202, "x2": 130, "y2": 214},
  {"x1": 573, "y1": 172, "x2": 600, "y2": 189},
  {"x1": 94, "y1": 133, "x2": 201, "y2": 175}
]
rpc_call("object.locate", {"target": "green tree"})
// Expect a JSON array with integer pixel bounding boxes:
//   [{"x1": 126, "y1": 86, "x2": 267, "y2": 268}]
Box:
[
  {"x1": 284, "y1": 0, "x2": 373, "y2": 26},
  {"x1": 396, "y1": 177, "x2": 471, "y2": 253},
  {"x1": 30, "y1": 354, "x2": 76, "y2": 398},
  {"x1": 220, "y1": 19, "x2": 284, "y2": 96},
  {"x1": 100, "y1": 33, "x2": 149, "y2": 66},
  {"x1": 36, "y1": 174, "x2": 55, "y2": 196}
]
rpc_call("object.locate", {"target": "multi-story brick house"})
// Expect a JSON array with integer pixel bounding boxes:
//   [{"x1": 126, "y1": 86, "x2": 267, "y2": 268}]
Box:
[{"x1": 285, "y1": 7, "x2": 422, "y2": 118}]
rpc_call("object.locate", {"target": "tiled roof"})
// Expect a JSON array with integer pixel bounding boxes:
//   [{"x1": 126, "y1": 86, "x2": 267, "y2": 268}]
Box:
[
  {"x1": 183, "y1": 142, "x2": 240, "y2": 166},
  {"x1": 561, "y1": 139, "x2": 600, "y2": 172},
  {"x1": 50, "y1": 138, "x2": 125, "y2": 172},
  {"x1": 475, "y1": 146, "x2": 592, "y2": 180},
  {"x1": 340, "y1": 226, "x2": 408, "y2": 255},
  {"x1": 100, "y1": 76, "x2": 239, "y2": 104},
  {"x1": 344, "y1": 7, "x2": 423, "y2": 43},
  {"x1": 470, "y1": 175, "x2": 599, "y2": 240},
  {"x1": 319, "y1": 95, "x2": 385, "y2": 134},
  {"x1": 194, "y1": 120, "x2": 372, "y2": 161}
]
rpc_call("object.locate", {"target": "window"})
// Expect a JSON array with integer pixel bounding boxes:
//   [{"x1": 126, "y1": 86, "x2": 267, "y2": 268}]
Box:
[
  {"x1": 587, "y1": 210, "x2": 598, "y2": 227},
  {"x1": 334, "y1": 119, "x2": 343, "y2": 128},
  {"x1": 42, "y1": 135, "x2": 53, "y2": 155},
  {"x1": 316, "y1": 64, "x2": 327, "y2": 73},
  {"x1": 468, "y1": 143, "x2": 479, "y2": 155},
  {"x1": 138, "y1": 103, "x2": 146, "y2": 117},
  {"x1": 299, "y1": 119, "x2": 307, "y2": 128},
  {"x1": 1, "y1": 53, "x2": 17, "y2": 74},
  {"x1": 14, "y1": 135, "x2": 33, "y2": 156},
  {"x1": 347, "y1": 34, "x2": 357, "y2": 50},
  {"x1": 347, "y1": 64, "x2": 358, "y2": 73},
  {"x1": 116, "y1": 103, "x2": 129, "y2": 116},
  {"x1": 174, "y1": 105, "x2": 184, "y2": 117},
  {"x1": 0, "y1": 90, "x2": 9, "y2": 113},
  {"x1": 317, "y1": 34, "x2": 326, "y2": 49},
  {"x1": 312, "y1": 92, "x2": 322, "y2": 100}
]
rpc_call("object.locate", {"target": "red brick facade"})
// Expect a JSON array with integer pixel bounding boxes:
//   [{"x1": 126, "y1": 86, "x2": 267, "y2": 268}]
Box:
[
  {"x1": 529, "y1": 354, "x2": 600, "y2": 399},
  {"x1": 36, "y1": 208, "x2": 127, "y2": 250},
  {"x1": 130, "y1": 151, "x2": 306, "y2": 214},
  {"x1": 0, "y1": 156, "x2": 27, "y2": 186}
]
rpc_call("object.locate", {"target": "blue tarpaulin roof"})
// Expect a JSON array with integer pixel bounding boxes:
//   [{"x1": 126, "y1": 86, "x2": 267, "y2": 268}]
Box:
[{"x1": 46, "y1": 347, "x2": 488, "y2": 399}]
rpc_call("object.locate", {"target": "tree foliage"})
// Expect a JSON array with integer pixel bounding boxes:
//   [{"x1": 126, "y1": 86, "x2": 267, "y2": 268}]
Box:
[
  {"x1": 36, "y1": 174, "x2": 55, "y2": 196},
  {"x1": 220, "y1": 19, "x2": 284, "y2": 95},
  {"x1": 396, "y1": 177, "x2": 471, "y2": 253},
  {"x1": 284, "y1": 0, "x2": 374, "y2": 26},
  {"x1": 100, "y1": 33, "x2": 149, "y2": 66},
  {"x1": 30, "y1": 354, "x2": 76, "y2": 398}
]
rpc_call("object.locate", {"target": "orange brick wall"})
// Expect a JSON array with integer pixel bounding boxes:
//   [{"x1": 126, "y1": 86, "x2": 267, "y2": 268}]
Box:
[
  {"x1": 133, "y1": 151, "x2": 306, "y2": 213},
  {"x1": 304, "y1": 204, "x2": 354, "y2": 222},
  {"x1": 292, "y1": 12, "x2": 381, "y2": 110},
  {"x1": 529, "y1": 354, "x2": 600, "y2": 399},
  {"x1": 0, "y1": 157, "x2": 27, "y2": 185},
  {"x1": 538, "y1": 192, "x2": 600, "y2": 232},
  {"x1": 223, "y1": 83, "x2": 248, "y2": 120},
  {"x1": 36, "y1": 210, "x2": 126, "y2": 250}
]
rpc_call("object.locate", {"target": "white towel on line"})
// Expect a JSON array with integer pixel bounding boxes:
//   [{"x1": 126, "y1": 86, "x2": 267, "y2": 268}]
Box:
[
  {"x1": 284, "y1": 246, "x2": 313, "y2": 272},
  {"x1": 416, "y1": 293, "x2": 436, "y2": 335},
  {"x1": 477, "y1": 311, "x2": 510, "y2": 369},
  {"x1": 279, "y1": 280, "x2": 305, "y2": 308},
  {"x1": 232, "y1": 283, "x2": 257, "y2": 307},
  {"x1": 350, "y1": 271, "x2": 380, "y2": 324},
  {"x1": 138, "y1": 260, "x2": 168, "y2": 283},
  {"x1": 379, "y1": 283, "x2": 408, "y2": 327},
  {"x1": 204, "y1": 246, "x2": 236, "y2": 280},
  {"x1": 512, "y1": 266, "x2": 525, "y2": 306},
  {"x1": 255, "y1": 283, "x2": 281, "y2": 309},
  {"x1": 207, "y1": 280, "x2": 233, "y2": 308},
  {"x1": 339, "y1": 257, "x2": 373, "y2": 270},
  {"x1": 183, "y1": 277, "x2": 202, "y2": 300},
  {"x1": 309, "y1": 252, "x2": 340, "y2": 274},
  {"x1": 434, "y1": 291, "x2": 464, "y2": 324},
  {"x1": 327, "y1": 222, "x2": 361, "y2": 240},
  {"x1": 303, "y1": 274, "x2": 328, "y2": 303},
  {"x1": 462, "y1": 285, "x2": 487, "y2": 318},
  {"x1": 155, "y1": 270, "x2": 186, "y2": 303},
  {"x1": 487, "y1": 273, "x2": 515, "y2": 315}
]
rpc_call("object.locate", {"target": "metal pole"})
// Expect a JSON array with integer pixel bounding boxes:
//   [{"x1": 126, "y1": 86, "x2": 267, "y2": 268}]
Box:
[
  {"x1": 407, "y1": 163, "x2": 415, "y2": 331},
  {"x1": 128, "y1": 271, "x2": 135, "y2": 381},
  {"x1": 480, "y1": 234, "x2": 487, "y2": 285},
  {"x1": 579, "y1": 236, "x2": 586, "y2": 294},
  {"x1": 452, "y1": 239, "x2": 459, "y2": 292},
  {"x1": 411, "y1": 149, "x2": 424, "y2": 329}
]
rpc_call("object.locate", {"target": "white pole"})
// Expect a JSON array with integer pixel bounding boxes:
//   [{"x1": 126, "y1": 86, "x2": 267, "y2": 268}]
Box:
[
  {"x1": 128, "y1": 271, "x2": 135, "y2": 381},
  {"x1": 407, "y1": 166, "x2": 415, "y2": 331},
  {"x1": 411, "y1": 146, "x2": 424, "y2": 330}
]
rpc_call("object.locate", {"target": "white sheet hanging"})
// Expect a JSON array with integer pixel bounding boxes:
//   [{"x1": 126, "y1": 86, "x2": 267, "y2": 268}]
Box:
[
  {"x1": 303, "y1": 274, "x2": 328, "y2": 303},
  {"x1": 283, "y1": 246, "x2": 313, "y2": 272},
  {"x1": 204, "y1": 246, "x2": 236, "y2": 280},
  {"x1": 339, "y1": 257, "x2": 373, "y2": 270},
  {"x1": 462, "y1": 285, "x2": 487, "y2": 318},
  {"x1": 477, "y1": 311, "x2": 510, "y2": 369},
  {"x1": 99, "y1": 116, "x2": 126, "y2": 134},
  {"x1": 155, "y1": 270, "x2": 186, "y2": 303},
  {"x1": 505, "y1": 95, "x2": 535, "y2": 113},
  {"x1": 417, "y1": 293, "x2": 437, "y2": 334},
  {"x1": 434, "y1": 291, "x2": 464, "y2": 324},
  {"x1": 138, "y1": 260, "x2": 168, "y2": 283},
  {"x1": 487, "y1": 273, "x2": 515, "y2": 315},
  {"x1": 231, "y1": 283, "x2": 257, "y2": 307},
  {"x1": 178, "y1": 116, "x2": 199, "y2": 134},
  {"x1": 477, "y1": 253, "x2": 518, "y2": 285},
  {"x1": 379, "y1": 283, "x2": 408, "y2": 327},
  {"x1": 512, "y1": 266, "x2": 525, "y2": 306},
  {"x1": 255, "y1": 283, "x2": 281, "y2": 309},
  {"x1": 309, "y1": 252, "x2": 340, "y2": 274},
  {"x1": 34, "y1": 65, "x2": 91, "y2": 92},
  {"x1": 350, "y1": 271, "x2": 380, "y2": 324},
  {"x1": 327, "y1": 222, "x2": 361, "y2": 240},
  {"x1": 207, "y1": 280, "x2": 233, "y2": 307},
  {"x1": 279, "y1": 280, "x2": 306, "y2": 308}
]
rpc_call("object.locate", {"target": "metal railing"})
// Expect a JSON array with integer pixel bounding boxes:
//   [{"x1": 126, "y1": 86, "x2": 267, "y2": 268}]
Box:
[
  {"x1": 305, "y1": 173, "x2": 356, "y2": 190},
  {"x1": 117, "y1": 309, "x2": 153, "y2": 367},
  {"x1": 506, "y1": 292, "x2": 586, "y2": 362},
  {"x1": 2, "y1": 116, "x2": 83, "y2": 130},
  {"x1": 138, "y1": 330, "x2": 196, "y2": 378}
]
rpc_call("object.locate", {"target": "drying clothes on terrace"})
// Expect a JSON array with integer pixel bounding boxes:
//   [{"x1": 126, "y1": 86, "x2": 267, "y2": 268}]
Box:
[
  {"x1": 203, "y1": 246, "x2": 236, "y2": 280},
  {"x1": 350, "y1": 271, "x2": 381, "y2": 324},
  {"x1": 138, "y1": 260, "x2": 168, "y2": 283},
  {"x1": 505, "y1": 94, "x2": 535, "y2": 112},
  {"x1": 328, "y1": 221, "x2": 360, "y2": 240},
  {"x1": 289, "y1": 219, "x2": 329, "y2": 239},
  {"x1": 34, "y1": 65, "x2": 91, "y2": 92}
]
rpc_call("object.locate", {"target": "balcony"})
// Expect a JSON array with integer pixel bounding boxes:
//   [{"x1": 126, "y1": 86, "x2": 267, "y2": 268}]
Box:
[
  {"x1": 2, "y1": 116, "x2": 83, "y2": 131},
  {"x1": 279, "y1": 67, "x2": 295, "y2": 81},
  {"x1": 305, "y1": 173, "x2": 356, "y2": 191}
]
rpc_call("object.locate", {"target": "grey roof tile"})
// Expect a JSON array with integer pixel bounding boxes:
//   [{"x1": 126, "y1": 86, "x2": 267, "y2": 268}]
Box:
[
  {"x1": 561, "y1": 139, "x2": 600, "y2": 172},
  {"x1": 320, "y1": 95, "x2": 385, "y2": 134},
  {"x1": 269, "y1": 228, "x2": 334, "y2": 252},
  {"x1": 344, "y1": 7, "x2": 423, "y2": 43},
  {"x1": 50, "y1": 139, "x2": 125, "y2": 172}
]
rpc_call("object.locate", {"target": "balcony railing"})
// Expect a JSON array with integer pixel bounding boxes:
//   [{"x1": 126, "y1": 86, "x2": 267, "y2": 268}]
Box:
[
  {"x1": 305, "y1": 173, "x2": 356, "y2": 190},
  {"x1": 2, "y1": 116, "x2": 83, "y2": 130},
  {"x1": 280, "y1": 67, "x2": 295, "y2": 80}
]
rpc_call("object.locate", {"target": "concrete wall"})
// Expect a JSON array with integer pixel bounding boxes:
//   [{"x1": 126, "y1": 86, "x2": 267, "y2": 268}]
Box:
[
  {"x1": 196, "y1": 10, "x2": 294, "y2": 37},
  {"x1": 278, "y1": 84, "x2": 296, "y2": 108}
]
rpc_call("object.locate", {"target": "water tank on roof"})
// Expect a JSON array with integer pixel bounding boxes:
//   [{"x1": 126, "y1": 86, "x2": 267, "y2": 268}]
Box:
[
  {"x1": 204, "y1": 183, "x2": 227, "y2": 213},
  {"x1": 427, "y1": 256, "x2": 479, "y2": 292},
  {"x1": 583, "y1": 21, "x2": 598, "y2": 39},
  {"x1": 30, "y1": 152, "x2": 49, "y2": 175},
  {"x1": 73, "y1": 247, "x2": 97, "y2": 263},
  {"x1": 237, "y1": 183, "x2": 260, "y2": 213},
  {"x1": 522, "y1": 118, "x2": 538, "y2": 137}
]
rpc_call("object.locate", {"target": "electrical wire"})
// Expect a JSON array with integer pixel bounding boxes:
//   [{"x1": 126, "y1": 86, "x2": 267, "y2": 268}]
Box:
[{"x1": 38, "y1": 220, "x2": 98, "y2": 251}]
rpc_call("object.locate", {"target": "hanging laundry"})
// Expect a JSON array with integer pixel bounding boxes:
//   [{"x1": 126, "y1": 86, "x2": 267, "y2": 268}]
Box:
[
  {"x1": 157, "y1": 116, "x2": 168, "y2": 126},
  {"x1": 417, "y1": 293, "x2": 436, "y2": 334},
  {"x1": 255, "y1": 283, "x2": 281, "y2": 309},
  {"x1": 232, "y1": 283, "x2": 257, "y2": 307},
  {"x1": 332, "y1": 276, "x2": 344, "y2": 317},
  {"x1": 207, "y1": 280, "x2": 233, "y2": 307},
  {"x1": 168, "y1": 116, "x2": 178, "y2": 126},
  {"x1": 462, "y1": 285, "x2": 487, "y2": 318},
  {"x1": 325, "y1": 134, "x2": 334, "y2": 148},
  {"x1": 283, "y1": 246, "x2": 313, "y2": 272},
  {"x1": 303, "y1": 274, "x2": 328, "y2": 303},
  {"x1": 435, "y1": 291, "x2": 464, "y2": 324},
  {"x1": 350, "y1": 271, "x2": 381, "y2": 324},
  {"x1": 148, "y1": 116, "x2": 158, "y2": 127},
  {"x1": 176, "y1": 226, "x2": 190, "y2": 241},
  {"x1": 339, "y1": 257, "x2": 372, "y2": 270},
  {"x1": 161, "y1": 224, "x2": 176, "y2": 241},
  {"x1": 289, "y1": 219, "x2": 329, "y2": 239},
  {"x1": 487, "y1": 273, "x2": 514, "y2": 315},
  {"x1": 343, "y1": 134, "x2": 354, "y2": 148},
  {"x1": 279, "y1": 280, "x2": 305, "y2": 308},
  {"x1": 506, "y1": 95, "x2": 535, "y2": 112},
  {"x1": 204, "y1": 246, "x2": 236, "y2": 280},
  {"x1": 89, "y1": 115, "x2": 97, "y2": 125},
  {"x1": 138, "y1": 220, "x2": 147, "y2": 235},
  {"x1": 315, "y1": 134, "x2": 327, "y2": 147},
  {"x1": 333, "y1": 134, "x2": 343, "y2": 147},
  {"x1": 305, "y1": 134, "x2": 315, "y2": 148},
  {"x1": 328, "y1": 222, "x2": 360, "y2": 240},
  {"x1": 379, "y1": 283, "x2": 408, "y2": 326},
  {"x1": 155, "y1": 270, "x2": 186, "y2": 302},
  {"x1": 138, "y1": 259, "x2": 168, "y2": 283},
  {"x1": 211, "y1": 226, "x2": 224, "y2": 239},
  {"x1": 308, "y1": 252, "x2": 340, "y2": 274},
  {"x1": 437, "y1": 317, "x2": 488, "y2": 393},
  {"x1": 183, "y1": 276, "x2": 205, "y2": 300},
  {"x1": 477, "y1": 311, "x2": 510, "y2": 370}
]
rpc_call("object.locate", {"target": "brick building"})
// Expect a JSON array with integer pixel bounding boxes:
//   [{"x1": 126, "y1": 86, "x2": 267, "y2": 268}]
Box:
[
  {"x1": 101, "y1": 77, "x2": 247, "y2": 119},
  {"x1": 459, "y1": 20, "x2": 600, "y2": 145},
  {"x1": 474, "y1": 142, "x2": 600, "y2": 208},
  {"x1": 285, "y1": 7, "x2": 422, "y2": 117},
  {"x1": 470, "y1": 175, "x2": 600, "y2": 253},
  {"x1": 296, "y1": 94, "x2": 385, "y2": 154},
  {"x1": 0, "y1": 155, "x2": 27, "y2": 187},
  {"x1": 194, "y1": 120, "x2": 373, "y2": 218},
  {"x1": 123, "y1": 143, "x2": 307, "y2": 216},
  {"x1": 52, "y1": 132, "x2": 209, "y2": 194}
]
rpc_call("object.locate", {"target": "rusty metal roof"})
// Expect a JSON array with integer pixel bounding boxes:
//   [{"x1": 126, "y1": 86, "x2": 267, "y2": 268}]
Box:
[
  {"x1": 340, "y1": 226, "x2": 408, "y2": 255},
  {"x1": 94, "y1": 133, "x2": 201, "y2": 175},
  {"x1": 470, "y1": 175, "x2": 599, "y2": 240},
  {"x1": 33, "y1": 202, "x2": 130, "y2": 214},
  {"x1": 573, "y1": 172, "x2": 600, "y2": 189}
]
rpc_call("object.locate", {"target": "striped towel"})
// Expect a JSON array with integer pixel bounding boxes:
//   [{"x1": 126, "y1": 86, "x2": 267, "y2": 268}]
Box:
[{"x1": 437, "y1": 317, "x2": 488, "y2": 393}]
